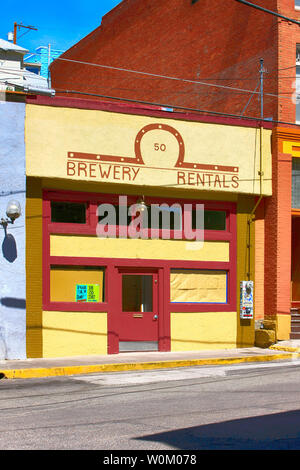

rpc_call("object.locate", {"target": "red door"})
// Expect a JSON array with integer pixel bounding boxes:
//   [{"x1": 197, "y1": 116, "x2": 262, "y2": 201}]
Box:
[{"x1": 118, "y1": 269, "x2": 159, "y2": 351}]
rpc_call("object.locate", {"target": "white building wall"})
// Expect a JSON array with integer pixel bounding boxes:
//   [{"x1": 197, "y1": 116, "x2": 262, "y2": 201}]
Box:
[{"x1": 0, "y1": 100, "x2": 26, "y2": 359}]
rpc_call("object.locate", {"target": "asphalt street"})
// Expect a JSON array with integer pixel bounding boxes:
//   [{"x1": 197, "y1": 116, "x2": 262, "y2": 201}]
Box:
[{"x1": 1, "y1": 360, "x2": 300, "y2": 450}]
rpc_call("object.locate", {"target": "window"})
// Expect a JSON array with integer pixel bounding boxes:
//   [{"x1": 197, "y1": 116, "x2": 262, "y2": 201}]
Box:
[
  {"x1": 292, "y1": 158, "x2": 300, "y2": 208},
  {"x1": 296, "y1": 47, "x2": 300, "y2": 123},
  {"x1": 170, "y1": 269, "x2": 228, "y2": 303},
  {"x1": 192, "y1": 209, "x2": 226, "y2": 231},
  {"x1": 122, "y1": 275, "x2": 153, "y2": 312},
  {"x1": 98, "y1": 204, "x2": 132, "y2": 226},
  {"x1": 297, "y1": 66, "x2": 300, "y2": 123},
  {"x1": 51, "y1": 201, "x2": 86, "y2": 224},
  {"x1": 146, "y1": 204, "x2": 182, "y2": 231},
  {"x1": 97, "y1": 202, "x2": 226, "y2": 238},
  {"x1": 50, "y1": 265, "x2": 105, "y2": 303}
]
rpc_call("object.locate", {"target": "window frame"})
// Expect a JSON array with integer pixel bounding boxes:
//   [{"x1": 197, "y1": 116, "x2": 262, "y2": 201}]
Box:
[
  {"x1": 50, "y1": 264, "x2": 106, "y2": 304},
  {"x1": 43, "y1": 189, "x2": 236, "y2": 314},
  {"x1": 46, "y1": 190, "x2": 232, "y2": 240}
]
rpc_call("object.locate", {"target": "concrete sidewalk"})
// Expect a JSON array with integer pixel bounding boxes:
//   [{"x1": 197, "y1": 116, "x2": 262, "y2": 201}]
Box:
[{"x1": 1, "y1": 341, "x2": 300, "y2": 380}]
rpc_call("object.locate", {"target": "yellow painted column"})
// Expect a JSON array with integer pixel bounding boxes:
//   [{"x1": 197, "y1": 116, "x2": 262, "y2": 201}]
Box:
[
  {"x1": 236, "y1": 195, "x2": 255, "y2": 347},
  {"x1": 26, "y1": 177, "x2": 43, "y2": 357}
]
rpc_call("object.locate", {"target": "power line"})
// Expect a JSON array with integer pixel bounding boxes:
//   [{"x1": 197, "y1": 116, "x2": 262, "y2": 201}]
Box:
[
  {"x1": 2, "y1": 61, "x2": 259, "y2": 83},
  {"x1": 267, "y1": 65, "x2": 298, "y2": 76},
  {"x1": 53, "y1": 57, "x2": 292, "y2": 100},
  {"x1": 234, "y1": 0, "x2": 300, "y2": 25},
  {"x1": 241, "y1": 80, "x2": 260, "y2": 116},
  {"x1": 55, "y1": 57, "x2": 262, "y2": 94},
  {"x1": 264, "y1": 76, "x2": 300, "y2": 80},
  {"x1": 54, "y1": 57, "x2": 261, "y2": 82},
  {"x1": 55, "y1": 87, "x2": 299, "y2": 126}
]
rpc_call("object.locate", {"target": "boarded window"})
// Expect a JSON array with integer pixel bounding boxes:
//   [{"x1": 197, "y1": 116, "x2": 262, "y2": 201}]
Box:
[{"x1": 170, "y1": 269, "x2": 227, "y2": 303}]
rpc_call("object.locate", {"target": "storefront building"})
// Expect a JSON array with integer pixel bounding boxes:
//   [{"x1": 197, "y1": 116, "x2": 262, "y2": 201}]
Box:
[
  {"x1": 25, "y1": 96, "x2": 272, "y2": 357},
  {"x1": 268, "y1": 126, "x2": 300, "y2": 340}
]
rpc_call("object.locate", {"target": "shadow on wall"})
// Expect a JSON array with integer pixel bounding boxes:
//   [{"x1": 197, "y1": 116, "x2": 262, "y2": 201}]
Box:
[
  {"x1": 0, "y1": 297, "x2": 26, "y2": 309},
  {"x1": 136, "y1": 409, "x2": 300, "y2": 450},
  {"x1": 2, "y1": 233, "x2": 17, "y2": 263}
]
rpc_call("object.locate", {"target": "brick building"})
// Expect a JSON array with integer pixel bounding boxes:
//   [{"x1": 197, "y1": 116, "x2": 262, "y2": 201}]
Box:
[
  {"x1": 49, "y1": 0, "x2": 285, "y2": 119},
  {"x1": 48, "y1": 0, "x2": 300, "y2": 344},
  {"x1": 24, "y1": 95, "x2": 273, "y2": 357}
]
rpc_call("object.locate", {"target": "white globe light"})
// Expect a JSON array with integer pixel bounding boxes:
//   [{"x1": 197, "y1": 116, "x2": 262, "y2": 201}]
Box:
[{"x1": 6, "y1": 200, "x2": 21, "y2": 221}]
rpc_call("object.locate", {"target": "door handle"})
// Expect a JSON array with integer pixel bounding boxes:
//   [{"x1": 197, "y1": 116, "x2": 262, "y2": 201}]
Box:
[{"x1": 153, "y1": 315, "x2": 158, "y2": 320}]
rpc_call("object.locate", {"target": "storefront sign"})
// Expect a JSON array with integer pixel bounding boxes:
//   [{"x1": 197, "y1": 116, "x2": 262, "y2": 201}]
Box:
[{"x1": 26, "y1": 104, "x2": 272, "y2": 195}]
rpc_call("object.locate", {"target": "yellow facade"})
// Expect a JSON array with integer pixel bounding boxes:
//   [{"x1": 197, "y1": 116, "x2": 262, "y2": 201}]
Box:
[
  {"x1": 50, "y1": 235, "x2": 229, "y2": 262},
  {"x1": 24, "y1": 102, "x2": 270, "y2": 357},
  {"x1": 171, "y1": 312, "x2": 237, "y2": 351},
  {"x1": 26, "y1": 104, "x2": 272, "y2": 195},
  {"x1": 42, "y1": 311, "x2": 107, "y2": 357}
]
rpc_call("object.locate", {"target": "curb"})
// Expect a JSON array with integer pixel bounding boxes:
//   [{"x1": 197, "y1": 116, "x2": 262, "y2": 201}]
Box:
[
  {"x1": 1, "y1": 352, "x2": 299, "y2": 380},
  {"x1": 269, "y1": 345, "x2": 300, "y2": 353}
]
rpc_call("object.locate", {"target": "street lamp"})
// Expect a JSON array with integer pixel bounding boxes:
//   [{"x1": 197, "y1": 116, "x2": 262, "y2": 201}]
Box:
[
  {"x1": 0, "y1": 200, "x2": 21, "y2": 229},
  {"x1": 136, "y1": 196, "x2": 147, "y2": 212}
]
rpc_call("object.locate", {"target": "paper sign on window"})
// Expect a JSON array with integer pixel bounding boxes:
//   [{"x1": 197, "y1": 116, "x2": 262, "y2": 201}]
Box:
[{"x1": 76, "y1": 284, "x2": 100, "y2": 302}]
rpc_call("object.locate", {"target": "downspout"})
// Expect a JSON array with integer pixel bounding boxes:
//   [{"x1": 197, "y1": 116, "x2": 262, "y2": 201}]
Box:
[
  {"x1": 247, "y1": 59, "x2": 265, "y2": 280},
  {"x1": 250, "y1": 125, "x2": 264, "y2": 219},
  {"x1": 247, "y1": 124, "x2": 264, "y2": 281}
]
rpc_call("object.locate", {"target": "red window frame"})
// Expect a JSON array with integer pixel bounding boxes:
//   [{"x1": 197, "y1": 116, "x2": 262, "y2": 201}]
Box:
[{"x1": 42, "y1": 189, "x2": 236, "y2": 315}]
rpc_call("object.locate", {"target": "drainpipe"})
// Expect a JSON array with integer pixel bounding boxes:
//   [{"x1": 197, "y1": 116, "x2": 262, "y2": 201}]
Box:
[
  {"x1": 247, "y1": 60, "x2": 265, "y2": 279},
  {"x1": 247, "y1": 124, "x2": 264, "y2": 281},
  {"x1": 250, "y1": 124, "x2": 264, "y2": 219}
]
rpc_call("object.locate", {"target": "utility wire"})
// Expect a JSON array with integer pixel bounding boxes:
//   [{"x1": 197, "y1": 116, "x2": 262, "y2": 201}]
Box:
[
  {"x1": 240, "y1": 80, "x2": 260, "y2": 116},
  {"x1": 267, "y1": 65, "x2": 299, "y2": 76},
  {"x1": 53, "y1": 57, "x2": 292, "y2": 100},
  {"x1": 234, "y1": 0, "x2": 300, "y2": 25},
  {"x1": 55, "y1": 57, "x2": 262, "y2": 94},
  {"x1": 54, "y1": 57, "x2": 261, "y2": 82},
  {"x1": 55, "y1": 88, "x2": 299, "y2": 126}
]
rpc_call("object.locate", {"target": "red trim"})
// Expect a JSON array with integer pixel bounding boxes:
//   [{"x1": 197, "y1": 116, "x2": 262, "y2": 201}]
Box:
[
  {"x1": 162, "y1": 267, "x2": 171, "y2": 351},
  {"x1": 116, "y1": 268, "x2": 159, "y2": 344},
  {"x1": 42, "y1": 189, "x2": 237, "y2": 354},
  {"x1": 26, "y1": 94, "x2": 273, "y2": 130},
  {"x1": 44, "y1": 189, "x2": 234, "y2": 240},
  {"x1": 68, "y1": 152, "x2": 140, "y2": 165}
]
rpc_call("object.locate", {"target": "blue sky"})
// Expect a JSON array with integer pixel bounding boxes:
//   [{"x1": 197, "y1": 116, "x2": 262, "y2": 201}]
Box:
[{"x1": 1, "y1": 0, "x2": 122, "y2": 53}]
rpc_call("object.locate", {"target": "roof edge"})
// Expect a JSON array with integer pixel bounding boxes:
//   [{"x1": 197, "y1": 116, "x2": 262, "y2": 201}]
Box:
[{"x1": 26, "y1": 94, "x2": 274, "y2": 130}]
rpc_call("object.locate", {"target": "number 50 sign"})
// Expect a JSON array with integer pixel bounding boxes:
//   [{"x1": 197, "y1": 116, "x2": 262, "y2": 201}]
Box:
[
  {"x1": 134, "y1": 123, "x2": 185, "y2": 169},
  {"x1": 154, "y1": 142, "x2": 167, "y2": 152}
]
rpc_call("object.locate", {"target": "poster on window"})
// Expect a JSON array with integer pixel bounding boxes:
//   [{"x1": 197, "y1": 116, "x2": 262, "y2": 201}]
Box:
[{"x1": 76, "y1": 284, "x2": 100, "y2": 302}]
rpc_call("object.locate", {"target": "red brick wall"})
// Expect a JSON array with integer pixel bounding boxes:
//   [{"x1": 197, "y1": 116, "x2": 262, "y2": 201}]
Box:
[
  {"x1": 264, "y1": 147, "x2": 292, "y2": 333},
  {"x1": 277, "y1": 18, "x2": 299, "y2": 123},
  {"x1": 51, "y1": 0, "x2": 280, "y2": 121}
]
